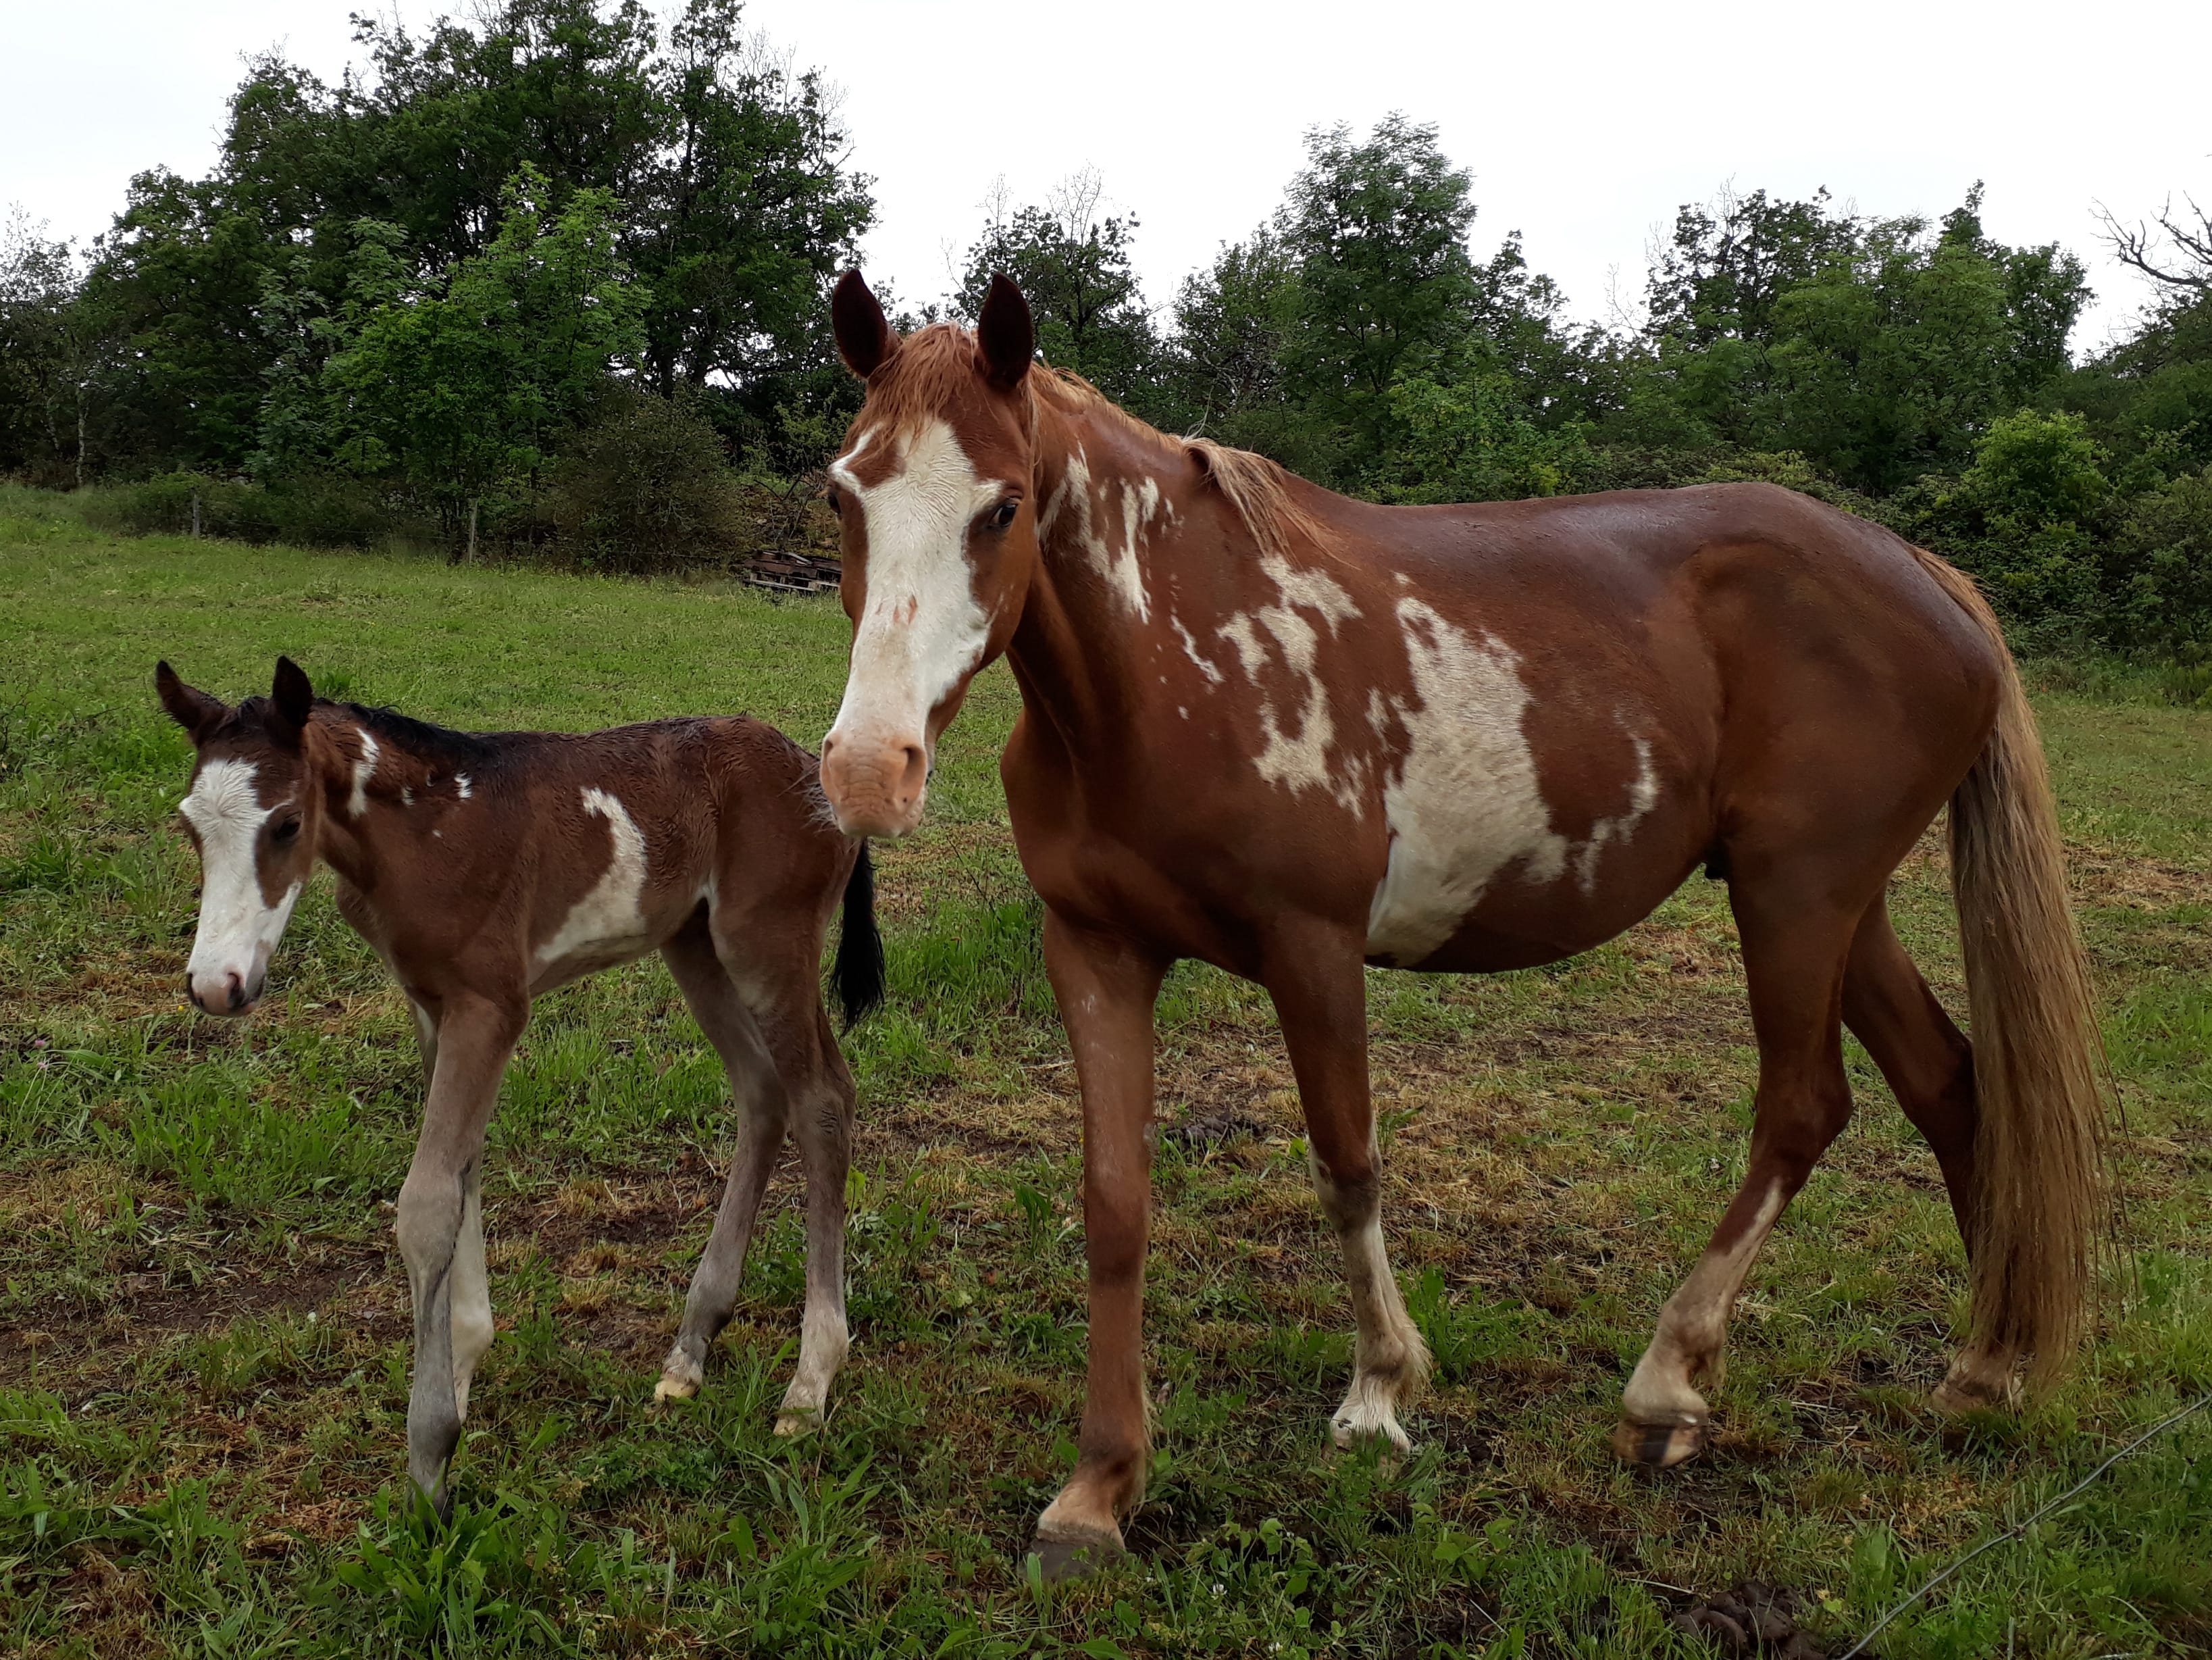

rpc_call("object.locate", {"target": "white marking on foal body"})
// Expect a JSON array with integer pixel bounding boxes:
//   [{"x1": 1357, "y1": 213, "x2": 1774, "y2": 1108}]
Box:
[
  {"x1": 347, "y1": 728, "x2": 380, "y2": 818},
  {"x1": 454, "y1": 772, "x2": 472, "y2": 799},
  {"x1": 180, "y1": 759, "x2": 303, "y2": 1000},
  {"x1": 823, "y1": 418, "x2": 1002, "y2": 768},
  {"x1": 1364, "y1": 599, "x2": 1568, "y2": 965},
  {"x1": 536, "y1": 787, "x2": 651, "y2": 967}
]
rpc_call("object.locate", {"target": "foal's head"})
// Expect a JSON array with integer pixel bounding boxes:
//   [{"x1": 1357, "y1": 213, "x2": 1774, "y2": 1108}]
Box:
[
  {"x1": 818, "y1": 270, "x2": 1041, "y2": 838},
  {"x1": 156, "y1": 657, "x2": 326, "y2": 1015}
]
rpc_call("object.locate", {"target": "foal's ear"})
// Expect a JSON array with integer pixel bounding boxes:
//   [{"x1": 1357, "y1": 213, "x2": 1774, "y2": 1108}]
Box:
[
  {"x1": 269, "y1": 656, "x2": 315, "y2": 746},
  {"x1": 977, "y1": 273, "x2": 1033, "y2": 392},
  {"x1": 155, "y1": 661, "x2": 226, "y2": 743},
  {"x1": 831, "y1": 270, "x2": 898, "y2": 379}
]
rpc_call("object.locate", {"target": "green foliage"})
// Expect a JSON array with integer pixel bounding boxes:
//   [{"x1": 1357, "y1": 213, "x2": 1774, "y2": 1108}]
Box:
[
  {"x1": 542, "y1": 383, "x2": 741, "y2": 569},
  {"x1": 321, "y1": 166, "x2": 647, "y2": 526},
  {"x1": 2109, "y1": 468, "x2": 2212, "y2": 660},
  {"x1": 957, "y1": 172, "x2": 1162, "y2": 411}
]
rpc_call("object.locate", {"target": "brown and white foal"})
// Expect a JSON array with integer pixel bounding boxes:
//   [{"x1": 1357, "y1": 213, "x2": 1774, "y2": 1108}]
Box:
[{"x1": 157, "y1": 657, "x2": 883, "y2": 1509}]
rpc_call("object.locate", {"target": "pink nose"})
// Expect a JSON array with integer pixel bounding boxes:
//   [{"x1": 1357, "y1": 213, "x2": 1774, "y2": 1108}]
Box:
[
  {"x1": 186, "y1": 970, "x2": 258, "y2": 1015},
  {"x1": 819, "y1": 733, "x2": 929, "y2": 838}
]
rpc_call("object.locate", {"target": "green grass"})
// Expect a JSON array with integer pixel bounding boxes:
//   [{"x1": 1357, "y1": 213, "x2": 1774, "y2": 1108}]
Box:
[{"x1": 3, "y1": 487, "x2": 2209, "y2": 1657}]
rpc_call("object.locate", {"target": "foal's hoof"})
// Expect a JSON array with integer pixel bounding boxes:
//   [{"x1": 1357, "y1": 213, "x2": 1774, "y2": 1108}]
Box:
[
  {"x1": 1331, "y1": 1412, "x2": 1414, "y2": 1456},
  {"x1": 650, "y1": 1354, "x2": 703, "y2": 1407},
  {"x1": 1030, "y1": 1524, "x2": 1128, "y2": 1583},
  {"x1": 1613, "y1": 1416, "x2": 1708, "y2": 1468},
  {"x1": 1930, "y1": 1359, "x2": 2018, "y2": 1418},
  {"x1": 773, "y1": 1407, "x2": 825, "y2": 1438}
]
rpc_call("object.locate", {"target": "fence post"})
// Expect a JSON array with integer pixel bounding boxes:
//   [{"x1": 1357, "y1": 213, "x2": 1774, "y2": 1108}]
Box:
[
  {"x1": 190, "y1": 491, "x2": 201, "y2": 540},
  {"x1": 467, "y1": 498, "x2": 480, "y2": 565}
]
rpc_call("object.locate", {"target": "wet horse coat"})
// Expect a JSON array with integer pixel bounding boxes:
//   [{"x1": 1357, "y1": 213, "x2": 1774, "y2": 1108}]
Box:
[
  {"x1": 815, "y1": 274, "x2": 2109, "y2": 1574},
  {"x1": 158, "y1": 660, "x2": 883, "y2": 1507}
]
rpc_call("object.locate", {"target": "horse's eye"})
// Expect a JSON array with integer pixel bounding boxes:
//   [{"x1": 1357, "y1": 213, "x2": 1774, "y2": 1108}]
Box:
[
  {"x1": 272, "y1": 818, "x2": 302, "y2": 845},
  {"x1": 987, "y1": 498, "x2": 1020, "y2": 532}
]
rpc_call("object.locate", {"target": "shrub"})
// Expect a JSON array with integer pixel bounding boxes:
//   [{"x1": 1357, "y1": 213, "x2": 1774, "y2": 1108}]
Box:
[
  {"x1": 78, "y1": 470, "x2": 396, "y2": 546},
  {"x1": 542, "y1": 386, "x2": 742, "y2": 571},
  {"x1": 2106, "y1": 468, "x2": 2212, "y2": 662}
]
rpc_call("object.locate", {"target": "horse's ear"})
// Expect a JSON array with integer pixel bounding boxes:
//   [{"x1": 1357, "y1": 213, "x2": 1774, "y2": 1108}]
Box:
[
  {"x1": 831, "y1": 270, "x2": 898, "y2": 379},
  {"x1": 269, "y1": 656, "x2": 315, "y2": 747},
  {"x1": 155, "y1": 661, "x2": 226, "y2": 743},
  {"x1": 977, "y1": 273, "x2": 1033, "y2": 392}
]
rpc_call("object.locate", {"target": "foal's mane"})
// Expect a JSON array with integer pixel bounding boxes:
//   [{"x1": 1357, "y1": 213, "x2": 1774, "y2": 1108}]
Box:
[
  {"x1": 334, "y1": 702, "x2": 507, "y2": 770},
  {"x1": 871, "y1": 324, "x2": 1335, "y2": 562}
]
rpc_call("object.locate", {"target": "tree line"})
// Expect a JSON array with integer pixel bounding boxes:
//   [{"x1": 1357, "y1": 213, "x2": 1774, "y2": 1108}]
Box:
[{"x1": 1, "y1": 0, "x2": 2207, "y2": 657}]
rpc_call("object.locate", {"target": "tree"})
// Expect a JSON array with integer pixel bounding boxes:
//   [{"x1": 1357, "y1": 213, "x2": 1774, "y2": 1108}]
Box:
[
  {"x1": 1272, "y1": 115, "x2": 1481, "y2": 486},
  {"x1": 956, "y1": 172, "x2": 1160, "y2": 409},
  {"x1": 321, "y1": 168, "x2": 646, "y2": 534}
]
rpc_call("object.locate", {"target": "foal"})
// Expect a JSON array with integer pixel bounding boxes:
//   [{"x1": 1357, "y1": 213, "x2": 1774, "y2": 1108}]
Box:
[{"x1": 157, "y1": 657, "x2": 883, "y2": 1509}]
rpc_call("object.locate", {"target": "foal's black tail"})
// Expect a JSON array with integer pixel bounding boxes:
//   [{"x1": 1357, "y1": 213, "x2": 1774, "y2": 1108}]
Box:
[{"x1": 833, "y1": 842, "x2": 887, "y2": 1028}]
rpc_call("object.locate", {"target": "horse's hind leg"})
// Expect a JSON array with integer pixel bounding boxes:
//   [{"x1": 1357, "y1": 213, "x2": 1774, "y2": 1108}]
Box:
[
  {"x1": 1841, "y1": 898, "x2": 2011, "y2": 1409},
  {"x1": 1267, "y1": 920, "x2": 1430, "y2": 1453},
  {"x1": 655, "y1": 915, "x2": 792, "y2": 1403},
  {"x1": 1617, "y1": 872, "x2": 1860, "y2": 1467}
]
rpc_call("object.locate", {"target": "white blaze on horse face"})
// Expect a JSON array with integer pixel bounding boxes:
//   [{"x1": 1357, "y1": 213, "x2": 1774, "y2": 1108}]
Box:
[
  {"x1": 180, "y1": 758, "x2": 303, "y2": 1009},
  {"x1": 1365, "y1": 599, "x2": 1568, "y2": 965},
  {"x1": 536, "y1": 786, "x2": 650, "y2": 967},
  {"x1": 825, "y1": 418, "x2": 1001, "y2": 784}
]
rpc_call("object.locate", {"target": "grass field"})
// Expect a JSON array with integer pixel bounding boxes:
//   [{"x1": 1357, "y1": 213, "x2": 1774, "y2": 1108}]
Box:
[{"x1": 3, "y1": 484, "x2": 2208, "y2": 1658}]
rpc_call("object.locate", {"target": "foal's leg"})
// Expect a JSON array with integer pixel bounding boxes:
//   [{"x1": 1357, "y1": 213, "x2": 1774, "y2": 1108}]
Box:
[
  {"x1": 1033, "y1": 911, "x2": 1168, "y2": 1578},
  {"x1": 395, "y1": 992, "x2": 525, "y2": 1509},
  {"x1": 1841, "y1": 899, "x2": 2011, "y2": 1409},
  {"x1": 654, "y1": 920, "x2": 792, "y2": 1403},
  {"x1": 1266, "y1": 922, "x2": 1429, "y2": 1452},
  {"x1": 753, "y1": 984, "x2": 856, "y2": 1435},
  {"x1": 1616, "y1": 880, "x2": 1859, "y2": 1467}
]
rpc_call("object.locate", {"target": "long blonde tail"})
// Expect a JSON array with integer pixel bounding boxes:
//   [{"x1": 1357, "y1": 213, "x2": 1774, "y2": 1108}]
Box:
[{"x1": 1915, "y1": 549, "x2": 2112, "y2": 1388}]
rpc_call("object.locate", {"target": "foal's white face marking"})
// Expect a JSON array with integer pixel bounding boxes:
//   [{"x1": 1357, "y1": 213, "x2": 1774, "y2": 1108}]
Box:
[
  {"x1": 536, "y1": 786, "x2": 651, "y2": 967},
  {"x1": 1364, "y1": 599, "x2": 1566, "y2": 965},
  {"x1": 347, "y1": 728, "x2": 380, "y2": 818},
  {"x1": 180, "y1": 758, "x2": 303, "y2": 1009},
  {"x1": 825, "y1": 418, "x2": 1006, "y2": 776}
]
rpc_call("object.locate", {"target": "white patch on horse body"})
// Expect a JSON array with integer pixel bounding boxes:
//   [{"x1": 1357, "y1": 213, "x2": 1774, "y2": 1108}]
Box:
[
  {"x1": 1364, "y1": 599, "x2": 1567, "y2": 965},
  {"x1": 1574, "y1": 737, "x2": 1659, "y2": 894},
  {"x1": 347, "y1": 728, "x2": 380, "y2": 819},
  {"x1": 180, "y1": 758, "x2": 304, "y2": 994},
  {"x1": 536, "y1": 787, "x2": 652, "y2": 967},
  {"x1": 401, "y1": 787, "x2": 415, "y2": 807},
  {"x1": 453, "y1": 772, "x2": 472, "y2": 799},
  {"x1": 824, "y1": 418, "x2": 1001, "y2": 769},
  {"x1": 1214, "y1": 555, "x2": 1363, "y2": 805},
  {"x1": 1172, "y1": 615, "x2": 1225, "y2": 684},
  {"x1": 1047, "y1": 447, "x2": 1152, "y2": 620}
]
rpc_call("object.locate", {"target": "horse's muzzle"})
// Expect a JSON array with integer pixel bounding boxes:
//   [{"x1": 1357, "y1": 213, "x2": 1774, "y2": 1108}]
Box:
[{"x1": 819, "y1": 732, "x2": 929, "y2": 838}]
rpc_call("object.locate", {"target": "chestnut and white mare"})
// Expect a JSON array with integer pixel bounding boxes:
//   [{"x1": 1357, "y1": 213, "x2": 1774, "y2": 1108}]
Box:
[
  {"x1": 158, "y1": 659, "x2": 884, "y2": 1510},
  {"x1": 815, "y1": 273, "x2": 2109, "y2": 1575}
]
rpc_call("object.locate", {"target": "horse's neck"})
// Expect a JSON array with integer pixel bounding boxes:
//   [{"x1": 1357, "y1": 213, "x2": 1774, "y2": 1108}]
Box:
[{"x1": 1016, "y1": 401, "x2": 1193, "y2": 745}]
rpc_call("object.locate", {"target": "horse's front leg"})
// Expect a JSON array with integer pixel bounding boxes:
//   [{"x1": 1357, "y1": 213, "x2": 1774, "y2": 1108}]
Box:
[
  {"x1": 1266, "y1": 918, "x2": 1430, "y2": 1451},
  {"x1": 394, "y1": 992, "x2": 525, "y2": 1512},
  {"x1": 1031, "y1": 911, "x2": 1168, "y2": 1580}
]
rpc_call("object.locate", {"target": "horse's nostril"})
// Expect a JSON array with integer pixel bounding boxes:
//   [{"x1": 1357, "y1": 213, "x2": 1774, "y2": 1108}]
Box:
[{"x1": 225, "y1": 974, "x2": 246, "y2": 1012}]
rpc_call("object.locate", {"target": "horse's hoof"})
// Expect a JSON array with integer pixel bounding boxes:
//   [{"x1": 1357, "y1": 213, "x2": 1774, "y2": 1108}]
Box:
[
  {"x1": 1930, "y1": 1376, "x2": 2015, "y2": 1417},
  {"x1": 1031, "y1": 1526, "x2": 1127, "y2": 1582},
  {"x1": 1612, "y1": 1416, "x2": 1707, "y2": 1468},
  {"x1": 653, "y1": 1372, "x2": 699, "y2": 1404},
  {"x1": 773, "y1": 1408, "x2": 823, "y2": 1438},
  {"x1": 1331, "y1": 1413, "x2": 1414, "y2": 1455}
]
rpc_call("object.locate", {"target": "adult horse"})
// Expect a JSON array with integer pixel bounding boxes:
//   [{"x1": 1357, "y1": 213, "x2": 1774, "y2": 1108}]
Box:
[{"x1": 814, "y1": 272, "x2": 2109, "y2": 1575}]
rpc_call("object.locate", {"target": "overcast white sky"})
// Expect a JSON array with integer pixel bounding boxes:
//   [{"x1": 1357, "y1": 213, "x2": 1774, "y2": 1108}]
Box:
[{"x1": 4, "y1": 0, "x2": 2206, "y2": 351}]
